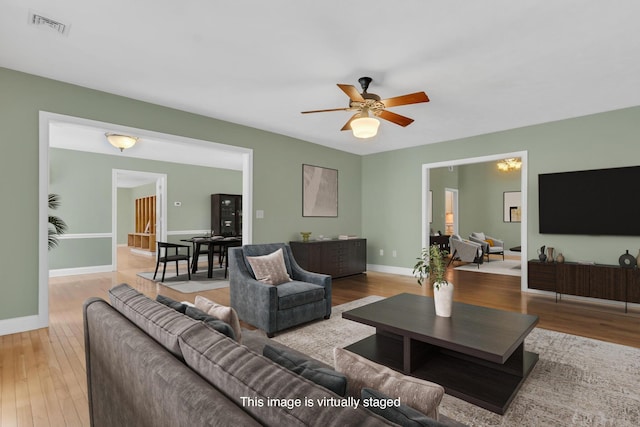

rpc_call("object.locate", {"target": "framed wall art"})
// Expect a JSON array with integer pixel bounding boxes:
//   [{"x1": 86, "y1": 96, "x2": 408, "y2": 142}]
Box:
[{"x1": 302, "y1": 164, "x2": 338, "y2": 217}]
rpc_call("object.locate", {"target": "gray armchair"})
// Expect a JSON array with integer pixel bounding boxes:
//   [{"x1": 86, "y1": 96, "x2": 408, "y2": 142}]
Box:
[
  {"x1": 229, "y1": 243, "x2": 331, "y2": 337},
  {"x1": 448, "y1": 235, "x2": 484, "y2": 268},
  {"x1": 469, "y1": 232, "x2": 505, "y2": 262}
]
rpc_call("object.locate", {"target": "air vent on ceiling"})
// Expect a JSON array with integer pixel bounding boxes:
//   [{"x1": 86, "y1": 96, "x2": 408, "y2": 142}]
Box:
[{"x1": 28, "y1": 11, "x2": 69, "y2": 35}]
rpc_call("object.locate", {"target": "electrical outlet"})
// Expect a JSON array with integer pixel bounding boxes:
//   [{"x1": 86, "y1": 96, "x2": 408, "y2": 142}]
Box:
[
  {"x1": 379, "y1": 249, "x2": 384, "y2": 256},
  {"x1": 392, "y1": 250, "x2": 397, "y2": 258}
]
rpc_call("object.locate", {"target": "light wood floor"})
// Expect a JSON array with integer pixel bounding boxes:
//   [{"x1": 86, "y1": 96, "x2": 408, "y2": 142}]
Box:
[{"x1": 2, "y1": 247, "x2": 639, "y2": 426}]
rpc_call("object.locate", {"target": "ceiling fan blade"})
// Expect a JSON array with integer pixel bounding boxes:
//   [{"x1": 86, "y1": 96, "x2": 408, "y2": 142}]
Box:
[
  {"x1": 381, "y1": 91, "x2": 429, "y2": 108},
  {"x1": 340, "y1": 113, "x2": 361, "y2": 131},
  {"x1": 301, "y1": 107, "x2": 350, "y2": 114},
  {"x1": 377, "y1": 109, "x2": 415, "y2": 127},
  {"x1": 337, "y1": 84, "x2": 365, "y2": 102}
]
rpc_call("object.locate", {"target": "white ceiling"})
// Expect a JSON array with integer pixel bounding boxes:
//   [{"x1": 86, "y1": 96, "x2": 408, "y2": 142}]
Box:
[{"x1": 2, "y1": 1, "x2": 640, "y2": 156}]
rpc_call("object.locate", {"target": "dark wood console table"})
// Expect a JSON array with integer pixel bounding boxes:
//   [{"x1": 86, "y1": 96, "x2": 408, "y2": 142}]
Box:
[
  {"x1": 528, "y1": 260, "x2": 640, "y2": 311},
  {"x1": 290, "y1": 238, "x2": 366, "y2": 278}
]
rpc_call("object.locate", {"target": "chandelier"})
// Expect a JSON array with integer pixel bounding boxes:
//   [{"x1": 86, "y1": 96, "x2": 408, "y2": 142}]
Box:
[{"x1": 497, "y1": 158, "x2": 522, "y2": 172}]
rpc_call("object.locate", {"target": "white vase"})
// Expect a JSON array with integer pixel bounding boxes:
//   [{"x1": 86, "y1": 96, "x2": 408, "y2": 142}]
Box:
[{"x1": 433, "y1": 281, "x2": 453, "y2": 317}]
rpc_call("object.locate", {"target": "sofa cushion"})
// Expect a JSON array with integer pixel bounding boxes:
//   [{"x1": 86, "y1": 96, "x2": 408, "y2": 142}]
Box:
[
  {"x1": 179, "y1": 323, "x2": 395, "y2": 426},
  {"x1": 361, "y1": 388, "x2": 446, "y2": 427},
  {"x1": 263, "y1": 344, "x2": 347, "y2": 396},
  {"x1": 108, "y1": 283, "x2": 198, "y2": 358},
  {"x1": 156, "y1": 294, "x2": 188, "y2": 313},
  {"x1": 277, "y1": 281, "x2": 325, "y2": 310},
  {"x1": 246, "y1": 247, "x2": 292, "y2": 285},
  {"x1": 184, "y1": 306, "x2": 236, "y2": 340},
  {"x1": 195, "y1": 295, "x2": 242, "y2": 343},
  {"x1": 334, "y1": 347, "x2": 444, "y2": 420}
]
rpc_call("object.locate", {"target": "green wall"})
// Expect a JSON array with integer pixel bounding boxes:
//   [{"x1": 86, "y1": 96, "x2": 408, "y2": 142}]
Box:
[
  {"x1": 0, "y1": 67, "x2": 362, "y2": 322},
  {"x1": 362, "y1": 106, "x2": 640, "y2": 270},
  {"x1": 117, "y1": 188, "x2": 133, "y2": 244}
]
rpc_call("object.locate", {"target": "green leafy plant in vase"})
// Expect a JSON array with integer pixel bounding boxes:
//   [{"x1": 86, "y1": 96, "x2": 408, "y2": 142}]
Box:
[
  {"x1": 48, "y1": 193, "x2": 68, "y2": 250},
  {"x1": 413, "y1": 244, "x2": 453, "y2": 317}
]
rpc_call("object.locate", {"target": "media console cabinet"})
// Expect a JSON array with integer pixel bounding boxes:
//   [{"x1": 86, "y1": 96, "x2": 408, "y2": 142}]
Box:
[
  {"x1": 290, "y1": 238, "x2": 366, "y2": 278},
  {"x1": 528, "y1": 260, "x2": 640, "y2": 311}
]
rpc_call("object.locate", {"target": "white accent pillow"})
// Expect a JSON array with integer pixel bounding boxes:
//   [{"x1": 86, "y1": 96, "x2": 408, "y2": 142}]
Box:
[
  {"x1": 194, "y1": 295, "x2": 242, "y2": 343},
  {"x1": 246, "y1": 248, "x2": 292, "y2": 286},
  {"x1": 334, "y1": 347, "x2": 444, "y2": 420}
]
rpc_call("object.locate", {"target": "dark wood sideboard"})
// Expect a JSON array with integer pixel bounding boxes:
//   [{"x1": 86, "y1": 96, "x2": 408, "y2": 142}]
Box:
[
  {"x1": 290, "y1": 239, "x2": 367, "y2": 278},
  {"x1": 528, "y1": 260, "x2": 640, "y2": 311}
]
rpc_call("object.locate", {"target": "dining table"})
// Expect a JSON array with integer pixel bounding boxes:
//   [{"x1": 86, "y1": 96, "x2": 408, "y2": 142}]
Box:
[{"x1": 181, "y1": 235, "x2": 242, "y2": 278}]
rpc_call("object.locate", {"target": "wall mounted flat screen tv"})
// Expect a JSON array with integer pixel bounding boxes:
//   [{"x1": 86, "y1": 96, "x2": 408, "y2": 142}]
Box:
[{"x1": 538, "y1": 166, "x2": 640, "y2": 236}]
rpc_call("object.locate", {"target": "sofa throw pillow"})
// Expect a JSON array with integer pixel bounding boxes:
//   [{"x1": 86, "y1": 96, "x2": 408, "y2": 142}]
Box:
[
  {"x1": 156, "y1": 294, "x2": 188, "y2": 314},
  {"x1": 485, "y1": 238, "x2": 495, "y2": 247},
  {"x1": 263, "y1": 345, "x2": 347, "y2": 396},
  {"x1": 361, "y1": 388, "x2": 445, "y2": 427},
  {"x1": 245, "y1": 248, "x2": 292, "y2": 285},
  {"x1": 334, "y1": 347, "x2": 444, "y2": 419},
  {"x1": 194, "y1": 295, "x2": 242, "y2": 343},
  {"x1": 184, "y1": 306, "x2": 236, "y2": 340}
]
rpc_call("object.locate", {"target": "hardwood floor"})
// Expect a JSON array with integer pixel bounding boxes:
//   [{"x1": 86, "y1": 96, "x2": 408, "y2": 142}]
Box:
[{"x1": 2, "y1": 247, "x2": 639, "y2": 426}]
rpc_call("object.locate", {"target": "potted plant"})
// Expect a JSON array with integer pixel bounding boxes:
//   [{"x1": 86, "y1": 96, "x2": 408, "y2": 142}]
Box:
[
  {"x1": 413, "y1": 244, "x2": 453, "y2": 317},
  {"x1": 48, "y1": 193, "x2": 68, "y2": 250}
]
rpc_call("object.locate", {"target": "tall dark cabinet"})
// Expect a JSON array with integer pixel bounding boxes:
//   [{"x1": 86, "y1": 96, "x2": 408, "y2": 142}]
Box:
[{"x1": 211, "y1": 194, "x2": 242, "y2": 237}]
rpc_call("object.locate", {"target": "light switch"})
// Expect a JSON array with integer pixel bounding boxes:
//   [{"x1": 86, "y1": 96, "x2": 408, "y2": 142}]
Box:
[{"x1": 256, "y1": 210, "x2": 264, "y2": 219}]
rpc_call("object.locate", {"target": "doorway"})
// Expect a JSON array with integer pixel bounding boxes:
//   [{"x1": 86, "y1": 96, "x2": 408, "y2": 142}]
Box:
[
  {"x1": 37, "y1": 111, "x2": 254, "y2": 331},
  {"x1": 422, "y1": 151, "x2": 527, "y2": 291},
  {"x1": 444, "y1": 188, "x2": 458, "y2": 236},
  {"x1": 113, "y1": 169, "x2": 168, "y2": 269}
]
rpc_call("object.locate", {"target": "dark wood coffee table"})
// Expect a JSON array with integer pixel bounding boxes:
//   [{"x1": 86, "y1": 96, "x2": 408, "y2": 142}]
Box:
[{"x1": 342, "y1": 293, "x2": 539, "y2": 414}]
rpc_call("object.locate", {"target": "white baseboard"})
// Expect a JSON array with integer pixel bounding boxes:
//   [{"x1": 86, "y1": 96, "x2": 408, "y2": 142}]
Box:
[
  {"x1": 0, "y1": 314, "x2": 44, "y2": 336},
  {"x1": 366, "y1": 264, "x2": 414, "y2": 276},
  {"x1": 130, "y1": 248, "x2": 156, "y2": 257},
  {"x1": 49, "y1": 265, "x2": 113, "y2": 277}
]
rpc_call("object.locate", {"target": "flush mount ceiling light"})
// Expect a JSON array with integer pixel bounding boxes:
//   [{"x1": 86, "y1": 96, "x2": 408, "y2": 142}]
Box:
[
  {"x1": 105, "y1": 133, "x2": 138, "y2": 152},
  {"x1": 497, "y1": 158, "x2": 522, "y2": 172},
  {"x1": 350, "y1": 109, "x2": 380, "y2": 139}
]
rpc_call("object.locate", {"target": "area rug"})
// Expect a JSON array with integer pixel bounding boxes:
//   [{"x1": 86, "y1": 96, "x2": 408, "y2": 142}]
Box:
[
  {"x1": 136, "y1": 268, "x2": 229, "y2": 293},
  {"x1": 454, "y1": 259, "x2": 522, "y2": 276},
  {"x1": 273, "y1": 296, "x2": 640, "y2": 427}
]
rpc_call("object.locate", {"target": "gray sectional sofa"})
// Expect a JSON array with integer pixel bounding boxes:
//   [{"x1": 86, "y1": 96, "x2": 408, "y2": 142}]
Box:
[{"x1": 84, "y1": 284, "x2": 448, "y2": 426}]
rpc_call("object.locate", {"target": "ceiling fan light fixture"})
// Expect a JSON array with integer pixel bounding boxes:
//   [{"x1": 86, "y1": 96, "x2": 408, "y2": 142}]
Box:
[
  {"x1": 351, "y1": 111, "x2": 380, "y2": 139},
  {"x1": 105, "y1": 133, "x2": 138, "y2": 152}
]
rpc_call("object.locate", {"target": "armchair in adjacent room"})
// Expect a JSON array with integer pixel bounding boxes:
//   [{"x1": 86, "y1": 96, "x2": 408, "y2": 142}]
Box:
[
  {"x1": 469, "y1": 232, "x2": 505, "y2": 262},
  {"x1": 448, "y1": 235, "x2": 484, "y2": 268},
  {"x1": 228, "y1": 243, "x2": 331, "y2": 337}
]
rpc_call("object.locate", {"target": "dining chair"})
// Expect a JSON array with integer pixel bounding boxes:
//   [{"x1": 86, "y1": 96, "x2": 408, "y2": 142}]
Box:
[{"x1": 153, "y1": 242, "x2": 191, "y2": 282}]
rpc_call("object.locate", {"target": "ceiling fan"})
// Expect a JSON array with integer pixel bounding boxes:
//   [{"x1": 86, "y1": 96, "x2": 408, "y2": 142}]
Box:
[{"x1": 301, "y1": 77, "x2": 429, "y2": 138}]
